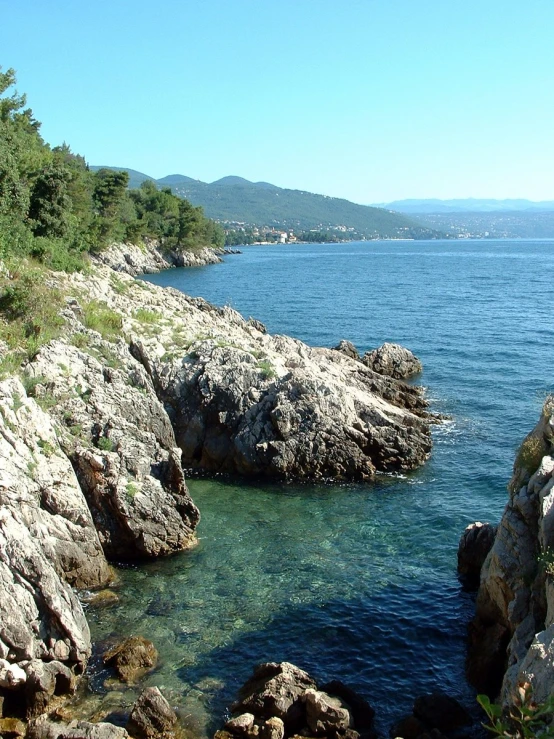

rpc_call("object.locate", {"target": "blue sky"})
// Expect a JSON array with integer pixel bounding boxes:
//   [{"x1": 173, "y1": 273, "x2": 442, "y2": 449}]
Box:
[{"x1": 2, "y1": 0, "x2": 553, "y2": 203}]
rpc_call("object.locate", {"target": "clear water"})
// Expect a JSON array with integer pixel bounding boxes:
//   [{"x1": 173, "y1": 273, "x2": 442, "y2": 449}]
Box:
[{"x1": 86, "y1": 241, "x2": 553, "y2": 735}]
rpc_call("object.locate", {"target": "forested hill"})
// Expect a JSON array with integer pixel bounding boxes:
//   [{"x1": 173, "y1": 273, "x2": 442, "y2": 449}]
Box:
[{"x1": 91, "y1": 167, "x2": 443, "y2": 240}]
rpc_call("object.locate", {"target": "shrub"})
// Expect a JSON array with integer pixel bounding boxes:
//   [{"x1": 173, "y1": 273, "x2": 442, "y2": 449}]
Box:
[
  {"x1": 97, "y1": 436, "x2": 115, "y2": 452},
  {"x1": 478, "y1": 685, "x2": 554, "y2": 738},
  {"x1": 257, "y1": 359, "x2": 277, "y2": 380},
  {"x1": 82, "y1": 300, "x2": 123, "y2": 341},
  {"x1": 133, "y1": 307, "x2": 160, "y2": 324}
]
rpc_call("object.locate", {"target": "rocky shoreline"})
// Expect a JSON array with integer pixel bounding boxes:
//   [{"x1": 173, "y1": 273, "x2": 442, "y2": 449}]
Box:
[
  {"x1": 2, "y1": 243, "x2": 550, "y2": 738},
  {"x1": 0, "y1": 245, "x2": 442, "y2": 737},
  {"x1": 91, "y1": 240, "x2": 230, "y2": 277}
]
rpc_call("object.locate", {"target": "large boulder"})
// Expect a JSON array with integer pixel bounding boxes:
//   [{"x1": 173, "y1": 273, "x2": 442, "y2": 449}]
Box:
[
  {"x1": 303, "y1": 688, "x2": 352, "y2": 735},
  {"x1": 361, "y1": 343, "x2": 422, "y2": 380},
  {"x1": 232, "y1": 662, "x2": 316, "y2": 729},
  {"x1": 457, "y1": 522, "x2": 496, "y2": 584},
  {"x1": 126, "y1": 686, "x2": 177, "y2": 738}
]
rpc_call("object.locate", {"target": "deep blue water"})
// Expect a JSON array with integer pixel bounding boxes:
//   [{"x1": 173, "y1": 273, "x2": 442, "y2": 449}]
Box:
[{"x1": 87, "y1": 241, "x2": 553, "y2": 735}]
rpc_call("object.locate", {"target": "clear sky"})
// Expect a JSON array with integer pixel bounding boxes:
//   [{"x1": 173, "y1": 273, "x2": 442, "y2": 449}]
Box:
[{"x1": 1, "y1": 0, "x2": 553, "y2": 204}]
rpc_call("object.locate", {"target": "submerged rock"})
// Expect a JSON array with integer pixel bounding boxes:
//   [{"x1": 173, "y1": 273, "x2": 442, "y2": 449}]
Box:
[{"x1": 103, "y1": 636, "x2": 158, "y2": 684}]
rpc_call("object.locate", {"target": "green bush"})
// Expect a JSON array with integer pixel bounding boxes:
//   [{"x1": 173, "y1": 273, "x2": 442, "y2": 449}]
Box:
[
  {"x1": 82, "y1": 300, "x2": 123, "y2": 341},
  {"x1": 478, "y1": 685, "x2": 554, "y2": 738}
]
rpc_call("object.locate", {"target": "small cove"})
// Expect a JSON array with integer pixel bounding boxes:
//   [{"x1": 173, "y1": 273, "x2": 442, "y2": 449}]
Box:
[{"x1": 86, "y1": 240, "x2": 553, "y2": 734}]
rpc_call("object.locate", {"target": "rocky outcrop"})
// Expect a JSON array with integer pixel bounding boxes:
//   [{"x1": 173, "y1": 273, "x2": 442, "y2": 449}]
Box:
[
  {"x1": 25, "y1": 338, "x2": 199, "y2": 559},
  {"x1": 361, "y1": 343, "x2": 422, "y2": 380},
  {"x1": 221, "y1": 661, "x2": 374, "y2": 739},
  {"x1": 46, "y1": 264, "x2": 437, "y2": 482},
  {"x1": 457, "y1": 521, "x2": 496, "y2": 585},
  {"x1": 467, "y1": 397, "x2": 554, "y2": 706},
  {"x1": 92, "y1": 240, "x2": 223, "y2": 276},
  {"x1": 28, "y1": 716, "x2": 130, "y2": 738}
]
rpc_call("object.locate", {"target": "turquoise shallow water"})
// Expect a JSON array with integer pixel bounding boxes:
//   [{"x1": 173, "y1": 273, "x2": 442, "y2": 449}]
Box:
[{"x1": 87, "y1": 240, "x2": 553, "y2": 734}]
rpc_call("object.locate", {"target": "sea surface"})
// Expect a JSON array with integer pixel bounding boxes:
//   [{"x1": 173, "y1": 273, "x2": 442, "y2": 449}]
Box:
[{"x1": 85, "y1": 240, "x2": 553, "y2": 735}]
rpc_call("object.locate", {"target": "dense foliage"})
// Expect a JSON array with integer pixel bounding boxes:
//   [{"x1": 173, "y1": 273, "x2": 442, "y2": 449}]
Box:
[{"x1": 0, "y1": 67, "x2": 224, "y2": 272}]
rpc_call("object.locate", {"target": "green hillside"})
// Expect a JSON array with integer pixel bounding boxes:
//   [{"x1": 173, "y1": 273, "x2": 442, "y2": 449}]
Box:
[
  {"x1": 169, "y1": 177, "x2": 441, "y2": 239},
  {"x1": 92, "y1": 169, "x2": 443, "y2": 240}
]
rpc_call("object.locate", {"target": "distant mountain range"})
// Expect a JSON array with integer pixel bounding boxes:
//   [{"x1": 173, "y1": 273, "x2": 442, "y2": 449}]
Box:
[
  {"x1": 379, "y1": 198, "x2": 554, "y2": 214},
  {"x1": 90, "y1": 167, "x2": 442, "y2": 240}
]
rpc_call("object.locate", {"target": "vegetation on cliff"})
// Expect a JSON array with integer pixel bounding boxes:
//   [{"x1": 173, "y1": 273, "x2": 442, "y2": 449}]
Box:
[{"x1": 0, "y1": 67, "x2": 224, "y2": 274}]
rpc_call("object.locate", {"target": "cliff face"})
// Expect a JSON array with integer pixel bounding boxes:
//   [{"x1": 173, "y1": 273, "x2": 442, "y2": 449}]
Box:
[{"x1": 469, "y1": 398, "x2": 554, "y2": 705}]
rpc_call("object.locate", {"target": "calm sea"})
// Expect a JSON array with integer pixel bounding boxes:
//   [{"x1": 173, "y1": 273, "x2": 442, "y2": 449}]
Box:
[{"x1": 86, "y1": 240, "x2": 553, "y2": 735}]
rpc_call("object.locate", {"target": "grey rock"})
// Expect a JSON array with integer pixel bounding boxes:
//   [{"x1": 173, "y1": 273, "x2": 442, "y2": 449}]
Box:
[
  {"x1": 304, "y1": 688, "x2": 352, "y2": 734},
  {"x1": 146, "y1": 341, "x2": 433, "y2": 481},
  {"x1": 232, "y1": 661, "x2": 316, "y2": 728},
  {"x1": 63, "y1": 263, "x2": 435, "y2": 482},
  {"x1": 92, "y1": 240, "x2": 223, "y2": 277},
  {"x1": 28, "y1": 716, "x2": 130, "y2": 738},
  {"x1": 225, "y1": 713, "x2": 256, "y2": 734},
  {"x1": 127, "y1": 686, "x2": 177, "y2": 738},
  {"x1": 333, "y1": 340, "x2": 360, "y2": 360},
  {"x1": 0, "y1": 506, "x2": 90, "y2": 668},
  {"x1": 0, "y1": 378, "x2": 110, "y2": 590},
  {"x1": 457, "y1": 522, "x2": 497, "y2": 582},
  {"x1": 362, "y1": 343, "x2": 422, "y2": 379},
  {"x1": 24, "y1": 659, "x2": 75, "y2": 718}
]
